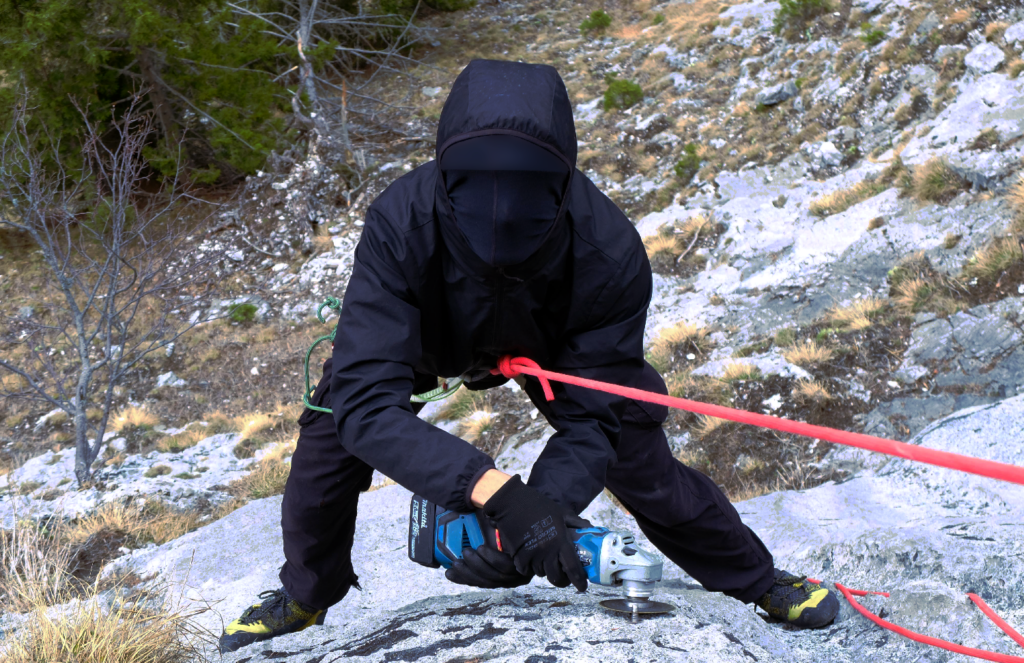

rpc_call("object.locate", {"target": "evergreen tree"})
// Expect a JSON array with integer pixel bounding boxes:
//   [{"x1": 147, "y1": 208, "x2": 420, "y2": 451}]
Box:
[{"x1": 0, "y1": 0, "x2": 324, "y2": 182}]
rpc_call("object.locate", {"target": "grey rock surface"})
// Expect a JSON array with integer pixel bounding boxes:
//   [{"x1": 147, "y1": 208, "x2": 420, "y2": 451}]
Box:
[
  {"x1": 755, "y1": 81, "x2": 798, "y2": 106},
  {"x1": 1006, "y1": 21, "x2": 1024, "y2": 45},
  {"x1": 88, "y1": 396, "x2": 1024, "y2": 662},
  {"x1": 965, "y1": 42, "x2": 1006, "y2": 75}
]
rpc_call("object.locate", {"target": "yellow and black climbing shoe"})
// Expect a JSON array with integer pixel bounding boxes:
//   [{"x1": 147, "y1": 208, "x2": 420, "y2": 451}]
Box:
[
  {"x1": 755, "y1": 569, "x2": 840, "y2": 629},
  {"x1": 219, "y1": 588, "x2": 326, "y2": 654}
]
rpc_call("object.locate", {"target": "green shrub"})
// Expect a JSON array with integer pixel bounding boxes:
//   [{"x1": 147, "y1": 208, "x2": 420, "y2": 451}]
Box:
[
  {"x1": 580, "y1": 10, "x2": 613, "y2": 33},
  {"x1": 652, "y1": 13, "x2": 666, "y2": 25},
  {"x1": 773, "y1": 0, "x2": 831, "y2": 35},
  {"x1": 860, "y1": 23, "x2": 886, "y2": 46},
  {"x1": 229, "y1": 303, "x2": 259, "y2": 324},
  {"x1": 674, "y1": 144, "x2": 701, "y2": 182},
  {"x1": 603, "y1": 76, "x2": 643, "y2": 111}
]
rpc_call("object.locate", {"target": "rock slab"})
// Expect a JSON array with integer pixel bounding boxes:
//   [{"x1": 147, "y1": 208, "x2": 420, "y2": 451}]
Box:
[{"x1": 94, "y1": 395, "x2": 1024, "y2": 662}]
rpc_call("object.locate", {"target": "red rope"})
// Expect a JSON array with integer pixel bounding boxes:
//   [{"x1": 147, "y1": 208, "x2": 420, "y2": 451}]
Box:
[
  {"x1": 835, "y1": 583, "x2": 1024, "y2": 663},
  {"x1": 488, "y1": 356, "x2": 1024, "y2": 659},
  {"x1": 491, "y1": 355, "x2": 1024, "y2": 487},
  {"x1": 969, "y1": 594, "x2": 1024, "y2": 649}
]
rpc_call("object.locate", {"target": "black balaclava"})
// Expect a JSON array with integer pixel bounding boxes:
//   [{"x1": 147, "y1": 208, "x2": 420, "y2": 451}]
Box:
[
  {"x1": 441, "y1": 134, "x2": 569, "y2": 268},
  {"x1": 435, "y1": 59, "x2": 578, "y2": 270}
]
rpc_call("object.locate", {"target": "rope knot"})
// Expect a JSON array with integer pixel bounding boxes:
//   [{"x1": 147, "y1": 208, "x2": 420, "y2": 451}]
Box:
[{"x1": 491, "y1": 355, "x2": 555, "y2": 401}]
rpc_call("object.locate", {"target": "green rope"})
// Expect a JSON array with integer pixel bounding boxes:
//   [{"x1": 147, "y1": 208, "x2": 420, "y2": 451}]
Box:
[
  {"x1": 410, "y1": 377, "x2": 464, "y2": 403},
  {"x1": 302, "y1": 296, "x2": 463, "y2": 413},
  {"x1": 303, "y1": 297, "x2": 343, "y2": 413}
]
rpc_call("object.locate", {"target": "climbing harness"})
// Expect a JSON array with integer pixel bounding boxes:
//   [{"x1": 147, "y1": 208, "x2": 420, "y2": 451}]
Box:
[{"x1": 301, "y1": 297, "x2": 464, "y2": 414}]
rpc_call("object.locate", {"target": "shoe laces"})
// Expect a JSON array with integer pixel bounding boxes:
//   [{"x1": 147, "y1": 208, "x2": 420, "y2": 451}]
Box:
[
  {"x1": 239, "y1": 590, "x2": 289, "y2": 625},
  {"x1": 769, "y1": 573, "x2": 811, "y2": 604}
]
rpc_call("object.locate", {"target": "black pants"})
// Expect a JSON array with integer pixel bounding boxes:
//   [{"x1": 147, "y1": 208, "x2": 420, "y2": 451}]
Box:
[{"x1": 279, "y1": 360, "x2": 776, "y2": 610}]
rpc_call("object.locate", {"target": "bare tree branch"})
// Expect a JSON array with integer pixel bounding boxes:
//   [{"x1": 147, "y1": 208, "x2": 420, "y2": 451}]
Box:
[{"x1": 0, "y1": 93, "x2": 226, "y2": 484}]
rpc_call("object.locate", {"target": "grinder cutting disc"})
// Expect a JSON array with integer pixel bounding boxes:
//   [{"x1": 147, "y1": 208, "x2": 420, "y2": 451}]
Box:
[{"x1": 600, "y1": 598, "x2": 675, "y2": 617}]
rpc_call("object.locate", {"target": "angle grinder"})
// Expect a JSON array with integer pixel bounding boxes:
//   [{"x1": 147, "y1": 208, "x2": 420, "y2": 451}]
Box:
[{"x1": 408, "y1": 495, "x2": 674, "y2": 622}]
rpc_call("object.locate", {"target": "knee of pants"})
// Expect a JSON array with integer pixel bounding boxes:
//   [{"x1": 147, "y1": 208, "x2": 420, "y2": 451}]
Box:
[{"x1": 621, "y1": 361, "x2": 669, "y2": 428}]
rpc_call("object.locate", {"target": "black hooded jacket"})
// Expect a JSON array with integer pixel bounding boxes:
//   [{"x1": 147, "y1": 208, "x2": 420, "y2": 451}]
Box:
[{"x1": 329, "y1": 60, "x2": 658, "y2": 514}]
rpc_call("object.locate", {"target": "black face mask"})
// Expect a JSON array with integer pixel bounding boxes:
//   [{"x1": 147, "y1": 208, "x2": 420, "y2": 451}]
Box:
[{"x1": 444, "y1": 169, "x2": 568, "y2": 268}]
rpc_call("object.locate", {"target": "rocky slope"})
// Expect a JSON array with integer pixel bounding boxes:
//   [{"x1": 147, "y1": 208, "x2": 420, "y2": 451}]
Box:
[
  {"x1": 4, "y1": 0, "x2": 1024, "y2": 660},
  {"x1": 104, "y1": 393, "x2": 1024, "y2": 662}
]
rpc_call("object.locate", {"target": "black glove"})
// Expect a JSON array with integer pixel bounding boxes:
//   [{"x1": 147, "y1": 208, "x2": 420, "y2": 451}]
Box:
[
  {"x1": 444, "y1": 544, "x2": 533, "y2": 589},
  {"x1": 481, "y1": 474, "x2": 589, "y2": 592}
]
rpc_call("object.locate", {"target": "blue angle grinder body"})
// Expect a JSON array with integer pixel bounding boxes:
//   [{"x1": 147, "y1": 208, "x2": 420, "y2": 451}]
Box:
[{"x1": 407, "y1": 494, "x2": 674, "y2": 620}]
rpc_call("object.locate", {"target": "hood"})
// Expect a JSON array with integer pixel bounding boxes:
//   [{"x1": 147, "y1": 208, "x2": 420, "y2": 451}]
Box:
[{"x1": 435, "y1": 59, "x2": 577, "y2": 271}]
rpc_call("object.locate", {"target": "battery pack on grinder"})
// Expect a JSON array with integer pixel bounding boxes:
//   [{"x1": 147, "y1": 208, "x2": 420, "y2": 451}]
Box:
[{"x1": 408, "y1": 494, "x2": 499, "y2": 569}]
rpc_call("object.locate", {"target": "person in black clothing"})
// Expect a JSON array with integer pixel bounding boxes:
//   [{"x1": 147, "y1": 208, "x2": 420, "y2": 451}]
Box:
[{"x1": 219, "y1": 59, "x2": 839, "y2": 654}]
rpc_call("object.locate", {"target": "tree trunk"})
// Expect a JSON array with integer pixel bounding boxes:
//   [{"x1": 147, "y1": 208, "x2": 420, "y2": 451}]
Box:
[
  {"x1": 137, "y1": 48, "x2": 180, "y2": 149},
  {"x1": 73, "y1": 392, "x2": 91, "y2": 485}
]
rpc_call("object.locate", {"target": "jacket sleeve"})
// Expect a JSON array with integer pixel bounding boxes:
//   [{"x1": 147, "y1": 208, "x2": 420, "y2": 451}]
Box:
[
  {"x1": 524, "y1": 248, "x2": 653, "y2": 514},
  {"x1": 330, "y1": 209, "x2": 495, "y2": 512}
]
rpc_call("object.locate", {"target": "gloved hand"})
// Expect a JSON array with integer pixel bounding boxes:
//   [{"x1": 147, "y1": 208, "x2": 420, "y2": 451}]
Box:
[
  {"x1": 481, "y1": 474, "x2": 589, "y2": 592},
  {"x1": 444, "y1": 544, "x2": 533, "y2": 589}
]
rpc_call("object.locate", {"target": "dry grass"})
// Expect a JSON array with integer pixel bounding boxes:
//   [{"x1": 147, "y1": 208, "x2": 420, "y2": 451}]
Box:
[
  {"x1": 435, "y1": 387, "x2": 486, "y2": 422},
  {"x1": 721, "y1": 362, "x2": 762, "y2": 382},
  {"x1": 946, "y1": 8, "x2": 973, "y2": 25},
  {"x1": 648, "y1": 320, "x2": 712, "y2": 373},
  {"x1": 827, "y1": 297, "x2": 887, "y2": 331},
  {"x1": 144, "y1": 464, "x2": 172, "y2": 478},
  {"x1": 912, "y1": 158, "x2": 967, "y2": 204},
  {"x1": 678, "y1": 214, "x2": 712, "y2": 240},
  {"x1": 666, "y1": 371, "x2": 732, "y2": 405},
  {"x1": 893, "y1": 277, "x2": 945, "y2": 313},
  {"x1": 692, "y1": 415, "x2": 732, "y2": 439},
  {"x1": 1, "y1": 519, "x2": 75, "y2": 612},
  {"x1": 1008, "y1": 173, "x2": 1024, "y2": 212},
  {"x1": 6, "y1": 583, "x2": 209, "y2": 663},
  {"x1": 985, "y1": 21, "x2": 1009, "y2": 42},
  {"x1": 792, "y1": 380, "x2": 832, "y2": 404},
  {"x1": 155, "y1": 425, "x2": 208, "y2": 453},
  {"x1": 111, "y1": 406, "x2": 159, "y2": 434},
  {"x1": 642, "y1": 216, "x2": 713, "y2": 274},
  {"x1": 809, "y1": 180, "x2": 884, "y2": 217},
  {"x1": 962, "y1": 237, "x2": 1024, "y2": 282},
  {"x1": 69, "y1": 500, "x2": 202, "y2": 549},
  {"x1": 456, "y1": 410, "x2": 494, "y2": 443},
  {"x1": 783, "y1": 341, "x2": 834, "y2": 367},
  {"x1": 227, "y1": 441, "x2": 295, "y2": 500},
  {"x1": 643, "y1": 232, "x2": 683, "y2": 261}
]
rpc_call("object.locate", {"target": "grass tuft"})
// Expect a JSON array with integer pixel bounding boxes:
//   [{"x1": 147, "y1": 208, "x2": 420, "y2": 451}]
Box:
[
  {"x1": 112, "y1": 407, "x2": 159, "y2": 434},
  {"x1": 792, "y1": 380, "x2": 832, "y2": 404},
  {"x1": 827, "y1": 297, "x2": 887, "y2": 331},
  {"x1": 809, "y1": 180, "x2": 884, "y2": 217},
  {"x1": 155, "y1": 425, "x2": 207, "y2": 453},
  {"x1": 144, "y1": 465, "x2": 172, "y2": 478},
  {"x1": 456, "y1": 410, "x2": 494, "y2": 443},
  {"x1": 962, "y1": 237, "x2": 1024, "y2": 282},
  {"x1": 692, "y1": 415, "x2": 733, "y2": 439},
  {"x1": 912, "y1": 158, "x2": 968, "y2": 204},
  {"x1": 783, "y1": 341, "x2": 834, "y2": 367},
  {"x1": 435, "y1": 388, "x2": 486, "y2": 422},
  {"x1": 721, "y1": 362, "x2": 762, "y2": 382},
  {"x1": 227, "y1": 441, "x2": 295, "y2": 500},
  {"x1": 648, "y1": 320, "x2": 712, "y2": 373},
  {"x1": 6, "y1": 582, "x2": 209, "y2": 663}
]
